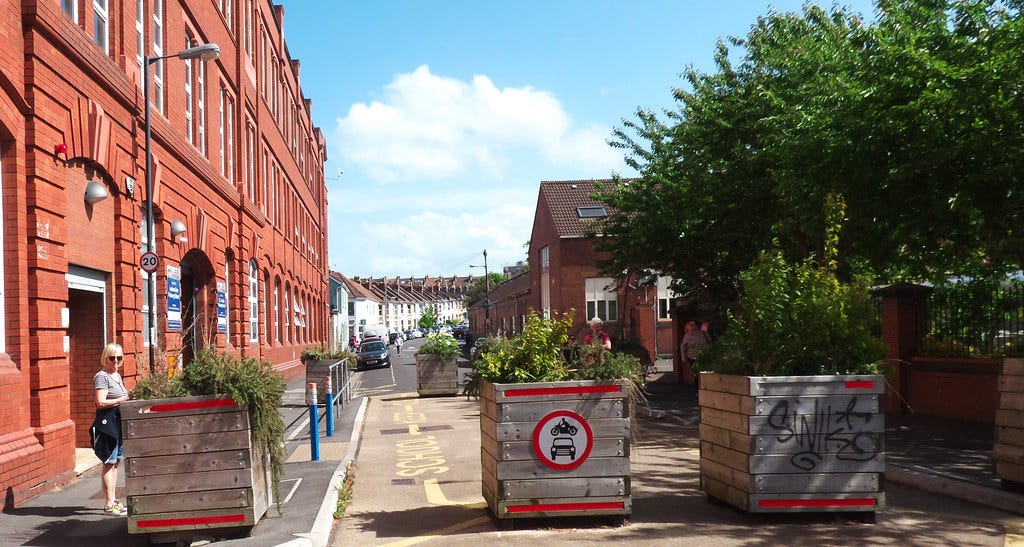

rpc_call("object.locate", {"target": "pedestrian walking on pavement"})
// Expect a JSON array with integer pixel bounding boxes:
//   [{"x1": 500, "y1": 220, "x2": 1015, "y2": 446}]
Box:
[
  {"x1": 91, "y1": 343, "x2": 129, "y2": 516},
  {"x1": 395, "y1": 333, "x2": 404, "y2": 355}
]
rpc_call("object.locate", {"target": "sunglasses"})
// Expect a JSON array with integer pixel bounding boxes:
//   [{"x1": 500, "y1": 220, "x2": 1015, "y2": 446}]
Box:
[{"x1": 107, "y1": 356, "x2": 123, "y2": 362}]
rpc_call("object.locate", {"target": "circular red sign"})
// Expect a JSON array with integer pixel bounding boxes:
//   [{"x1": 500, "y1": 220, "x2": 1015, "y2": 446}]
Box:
[
  {"x1": 532, "y1": 410, "x2": 594, "y2": 471},
  {"x1": 140, "y1": 251, "x2": 159, "y2": 273}
]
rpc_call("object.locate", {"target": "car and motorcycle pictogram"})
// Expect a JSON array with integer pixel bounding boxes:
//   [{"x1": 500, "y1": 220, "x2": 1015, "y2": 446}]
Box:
[{"x1": 532, "y1": 410, "x2": 594, "y2": 471}]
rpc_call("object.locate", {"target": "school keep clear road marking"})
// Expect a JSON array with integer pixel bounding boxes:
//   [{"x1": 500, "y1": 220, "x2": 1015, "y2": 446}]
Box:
[{"x1": 423, "y1": 478, "x2": 486, "y2": 509}]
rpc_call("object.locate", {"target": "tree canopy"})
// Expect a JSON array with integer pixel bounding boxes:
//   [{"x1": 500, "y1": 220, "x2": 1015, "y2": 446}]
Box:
[
  {"x1": 597, "y1": 0, "x2": 1024, "y2": 307},
  {"x1": 463, "y1": 272, "x2": 508, "y2": 307}
]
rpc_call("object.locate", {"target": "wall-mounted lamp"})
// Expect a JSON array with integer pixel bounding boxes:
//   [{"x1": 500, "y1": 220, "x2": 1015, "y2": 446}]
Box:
[
  {"x1": 84, "y1": 180, "x2": 109, "y2": 205},
  {"x1": 170, "y1": 220, "x2": 187, "y2": 239}
]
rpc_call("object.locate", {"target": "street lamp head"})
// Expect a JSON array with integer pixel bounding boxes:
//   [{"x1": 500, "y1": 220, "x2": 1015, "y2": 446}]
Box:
[{"x1": 178, "y1": 43, "x2": 220, "y2": 61}]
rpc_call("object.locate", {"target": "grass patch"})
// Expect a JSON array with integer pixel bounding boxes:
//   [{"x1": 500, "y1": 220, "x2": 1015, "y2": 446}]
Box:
[{"x1": 333, "y1": 463, "x2": 355, "y2": 519}]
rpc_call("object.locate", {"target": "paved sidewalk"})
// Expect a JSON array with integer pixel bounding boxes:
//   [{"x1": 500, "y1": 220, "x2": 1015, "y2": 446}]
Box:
[{"x1": 0, "y1": 378, "x2": 368, "y2": 547}]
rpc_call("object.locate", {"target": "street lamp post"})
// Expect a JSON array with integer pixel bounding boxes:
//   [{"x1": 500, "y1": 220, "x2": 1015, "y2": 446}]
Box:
[
  {"x1": 143, "y1": 43, "x2": 219, "y2": 373},
  {"x1": 470, "y1": 249, "x2": 490, "y2": 334}
]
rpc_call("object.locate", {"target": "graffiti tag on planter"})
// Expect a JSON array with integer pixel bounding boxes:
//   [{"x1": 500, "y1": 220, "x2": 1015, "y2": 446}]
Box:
[{"x1": 532, "y1": 410, "x2": 593, "y2": 471}]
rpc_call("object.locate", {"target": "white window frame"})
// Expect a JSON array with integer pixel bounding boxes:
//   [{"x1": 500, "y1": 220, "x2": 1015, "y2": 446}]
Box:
[
  {"x1": 62, "y1": 0, "x2": 78, "y2": 20},
  {"x1": 283, "y1": 288, "x2": 289, "y2": 345},
  {"x1": 197, "y1": 59, "x2": 206, "y2": 153},
  {"x1": 585, "y1": 277, "x2": 618, "y2": 322},
  {"x1": 0, "y1": 155, "x2": 5, "y2": 352},
  {"x1": 140, "y1": 213, "x2": 152, "y2": 347},
  {"x1": 273, "y1": 280, "x2": 280, "y2": 344},
  {"x1": 135, "y1": 0, "x2": 144, "y2": 77},
  {"x1": 93, "y1": 0, "x2": 109, "y2": 54},
  {"x1": 248, "y1": 260, "x2": 259, "y2": 343},
  {"x1": 184, "y1": 35, "x2": 194, "y2": 144},
  {"x1": 153, "y1": 0, "x2": 164, "y2": 113},
  {"x1": 657, "y1": 276, "x2": 677, "y2": 320}
]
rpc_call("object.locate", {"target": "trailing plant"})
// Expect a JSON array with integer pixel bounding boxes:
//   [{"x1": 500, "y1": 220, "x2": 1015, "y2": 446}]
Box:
[
  {"x1": 302, "y1": 345, "x2": 358, "y2": 368},
  {"x1": 130, "y1": 348, "x2": 287, "y2": 504},
  {"x1": 416, "y1": 331, "x2": 461, "y2": 359}
]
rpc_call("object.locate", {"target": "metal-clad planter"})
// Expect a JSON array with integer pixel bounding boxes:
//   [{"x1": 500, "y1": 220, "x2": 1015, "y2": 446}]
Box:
[
  {"x1": 996, "y1": 358, "x2": 1024, "y2": 486},
  {"x1": 415, "y1": 354, "x2": 459, "y2": 396},
  {"x1": 479, "y1": 379, "x2": 631, "y2": 519},
  {"x1": 698, "y1": 373, "x2": 886, "y2": 515},
  {"x1": 121, "y1": 394, "x2": 272, "y2": 538}
]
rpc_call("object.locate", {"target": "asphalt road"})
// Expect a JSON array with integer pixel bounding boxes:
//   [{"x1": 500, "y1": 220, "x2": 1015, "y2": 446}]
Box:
[{"x1": 330, "y1": 340, "x2": 1024, "y2": 546}]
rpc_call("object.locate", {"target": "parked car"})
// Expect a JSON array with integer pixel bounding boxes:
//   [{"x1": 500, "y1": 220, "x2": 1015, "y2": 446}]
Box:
[
  {"x1": 405, "y1": 329, "x2": 420, "y2": 340},
  {"x1": 468, "y1": 337, "x2": 488, "y2": 359},
  {"x1": 356, "y1": 340, "x2": 391, "y2": 370},
  {"x1": 389, "y1": 332, "x2": 399, "y2": 344}
]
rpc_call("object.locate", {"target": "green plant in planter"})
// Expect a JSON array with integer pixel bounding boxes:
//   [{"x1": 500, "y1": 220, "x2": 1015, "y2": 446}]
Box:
[
  {"x1": 131, "y1": 348, "x2": 287, "y2": 503},
  {"x1": 302, "y1": 345, "x2": 357, "y2": 368},
  {"x1": 416, "y1": 331, "x2": 461, "y2": 359},
  {"x1": 699, "y1": 247, "x2": 886, "y2": 376}
]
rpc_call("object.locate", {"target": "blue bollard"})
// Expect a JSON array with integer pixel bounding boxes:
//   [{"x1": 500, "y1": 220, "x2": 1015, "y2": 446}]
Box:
[
  {"x1": 308, "y1": 382, "x2": 320, "y2": 461},
  {"x1": 325, "y1": 376, "x2": 334, "y2": 437}
]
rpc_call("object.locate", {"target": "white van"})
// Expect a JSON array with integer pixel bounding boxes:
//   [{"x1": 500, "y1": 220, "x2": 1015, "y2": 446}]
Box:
[{"x1": 362, "y1": 324, "x2": 389, "y2": 343}]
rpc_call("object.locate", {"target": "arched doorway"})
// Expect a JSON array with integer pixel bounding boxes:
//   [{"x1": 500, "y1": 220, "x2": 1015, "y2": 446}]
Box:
[{"x1": 179, "y1": 249, "x2": 216, "y2": 366}]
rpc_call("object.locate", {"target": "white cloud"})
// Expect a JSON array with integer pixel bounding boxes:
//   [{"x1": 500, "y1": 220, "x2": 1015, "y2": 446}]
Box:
[{"x1": 333, "y1": 65, "x2": 623, "y2": 183}]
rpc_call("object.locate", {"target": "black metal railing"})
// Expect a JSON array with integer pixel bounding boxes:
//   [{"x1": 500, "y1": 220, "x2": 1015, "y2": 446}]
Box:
[{"x1": 922, "y1": 277, "x2": 1024, "y2": 358}]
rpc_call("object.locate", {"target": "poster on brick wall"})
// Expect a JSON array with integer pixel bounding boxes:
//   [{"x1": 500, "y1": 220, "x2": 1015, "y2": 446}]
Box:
[
  {"x1": 167, "y1": 265, "x2": 181, "y2": 331},
  {"x1": 217, "y1": 282, "x2": 227, "y2": 333}
]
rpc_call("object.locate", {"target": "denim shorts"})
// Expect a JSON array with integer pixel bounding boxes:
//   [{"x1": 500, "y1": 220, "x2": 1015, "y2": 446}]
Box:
[{"x1": 104, "y1": 444, "x2": 124, "y2": 464}]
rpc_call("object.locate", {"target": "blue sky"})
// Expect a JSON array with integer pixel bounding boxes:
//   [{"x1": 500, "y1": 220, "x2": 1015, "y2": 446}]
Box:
[{"x1": 280, "y1": 1, "x2": 877, "y2": 278}]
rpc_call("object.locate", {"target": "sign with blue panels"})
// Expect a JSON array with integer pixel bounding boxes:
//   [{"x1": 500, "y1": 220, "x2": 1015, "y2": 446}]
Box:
[
  {"x1": 167, "y1": 265, "x2": 181, "y2": 331},
  {"x1": 217, "y1": 282, "x2": 227, "y2": 333}
]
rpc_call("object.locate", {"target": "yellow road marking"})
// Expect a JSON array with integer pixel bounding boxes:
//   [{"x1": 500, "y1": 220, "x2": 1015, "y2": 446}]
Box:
[
  {"x1": 423, "y1": 478, "x2": 486, "y2": 509},
  {"x1": 379, "y1": 515, "x2": 492, "y2": 547},
  {"x1": 409, "y1": 423, "x2": 420, "y2": 435},
  {"x1": 1008, "y1": 533, "x2": 1024, "y2": 546}
]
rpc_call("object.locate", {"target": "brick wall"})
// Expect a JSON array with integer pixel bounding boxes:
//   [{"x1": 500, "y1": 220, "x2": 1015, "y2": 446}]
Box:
[{"x1": 1, "y1": 0, "x2": 328, "y2": 510}]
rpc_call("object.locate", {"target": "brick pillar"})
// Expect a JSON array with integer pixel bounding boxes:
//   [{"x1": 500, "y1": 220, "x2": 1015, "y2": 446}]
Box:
[
  {"x1": 872, "y1": 283, "x2": 932, "y2": 414},
  {"x1": 633, "y1": 303, "x2": 655, "y2": 365}
]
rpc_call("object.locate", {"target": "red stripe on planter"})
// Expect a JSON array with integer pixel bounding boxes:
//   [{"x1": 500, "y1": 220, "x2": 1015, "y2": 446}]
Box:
[
  {"x1": 503, "y1": 385, "x2": 622, "y2": 398},
  {"x1": 759, "y1": 498, "x2": 876, "y2": 508},
  {"x1": 147, "y1": 398, "x2": 238, "y2": 413},
  {"x1": 507, "y1": 501, "x2": 624, "y2": 513},
  {"x1": 843, "y1": 381, "x2": 875, "y2": 389},
  {"x1": 136, "y1": 513, "x2": 246, "y2": 528}
]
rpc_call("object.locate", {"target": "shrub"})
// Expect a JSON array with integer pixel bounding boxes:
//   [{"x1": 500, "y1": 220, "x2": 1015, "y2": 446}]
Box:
[{"x1": 416, "y1": 331, "x2": 461, "y2": 359}]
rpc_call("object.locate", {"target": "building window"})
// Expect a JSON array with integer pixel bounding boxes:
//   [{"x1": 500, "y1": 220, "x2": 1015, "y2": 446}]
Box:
[
  {"x1": 243, "y1": 0, "x2": 253, "y2": 56},
  {"x1": 197, "y1": 57, "x2": 206, "y2": 153},
  {"x1": 245, "y1": 122, "x2": 255, "y2": 202},
  {"x1": 540, "y1": 246, "x2": 549, "y2": 274},
  {"x1": 93, "y1": 0, "x2": 109, "y2": 54},
  {"x1": 657, "y1": 276, "x2": 677, "y2": 320},
  {"x1": 577, "y1": 206, "x2": 607, "y2": 218},
  {"x1": 220, "y1": 87, "x2": 235, "y2": 180},
  {"x1": 273, "y1": 279, "x2": 280, "y2": 344},
  {"x1": 152, "y1": 0, "x2": 164, "y2": 113},
  {"x1": 219, "y1": 0, "x2": 233, "y2": 34},
  {"x1": 248, "y1": 260, "x2": 259, "y2": 343},
  {"x1": 585, "y1": 277, "x2": 617, "y2": 322},
  {"x1": 283, "y1": 287, "x2": 289, "y2": 345},
  {"x1": 184, "y1": 35, "x2": 194, "y2": 143},
  {"x1": 62, "y1": 0, "x2": 77, "y2": 20},
  {"x1": 135, "y1": 0, "x2": 144, "y2": 76}
]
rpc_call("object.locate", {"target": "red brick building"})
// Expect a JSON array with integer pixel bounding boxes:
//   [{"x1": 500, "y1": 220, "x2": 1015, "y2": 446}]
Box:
[
  {"x1": 0, "y1": 1, "x2": 327, "y2": 508},
  {"x1": 468, "y1": 180, "x2": 677, "y2": 360}
]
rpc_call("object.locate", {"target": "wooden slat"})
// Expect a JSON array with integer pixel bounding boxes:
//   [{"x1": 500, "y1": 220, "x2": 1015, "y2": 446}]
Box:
[
  {"x1": 1002, "y1": 358, "x2": 1024, "y2": 376},
  {"x1": 700, "y1": 440, "x2": 750, "y2": 473},
  {"x1": 500, "y1": 476, "x2": 629, "y2": 499},
  {"x1": 702, "y1": 474, "x2": 749, "y2": 511},
  {"x1": 699, "y1": 423, "x2": 755, "y2": 454},
  {"x1": 751, "y1": 375, "x2": 886, "y2": 396},
  {"x1": 750, "y1": 492, "x2": 885, "y2": 513},
  {"x1": 994, "y1": 443, "x2": 1024, "y2": 466},
  {"x1": 700, "y1": 456, "x2": 753, "y2": 491},
  {"x1": 493, "y1": 417, "x2": 629, "y2": 442},
  {"x1": 996, "y1": 409, "x2": 1024, "y2": 428},
  {"x1": 496, "y1": 399, "x2": 625, "y2": 422},
  {"x1": 698, "y1": 390, "x2": 754, "y2": 414},
  {"x1": 747, "y1": 414, "x2": 885, "y2": 436},
  {"x1": 121, "y1": 395, "x2": 241, "y2": 420},
  {"x1": 496, "y1": 496, "x2": 630, "y2": 518},
  {"x1": 752, "y1": 394, "x2": 880, "y2": 417},
  {"x1": 999, "y1": 376, "x2": 1024, "y2": 393},
  {"x1": 998, "y1": 392, "x2": 1024, "y2": 412},
  {"x1": 699, "y1": 373, "x2": 754, "y2": 395},
  {"x1": 123, "y1": 430, "x2": 251, "y2": 458},
  {"x1": 495, "y1": 456, "x2": 629, "y2": 481},
  {"x1": 491, "y1": 380, "x2": 628, "y2": 403},
  {"x1": 126, "y1": 450, "x2": 250, "y2": 477},
  {"x1": 997, "y1": 426, "x2": 1024, "y2": 448},
  {"x1": 752, "y1": 472, "x2": 881, "y2": 494},
  {"x1": 700, "y1": 407, "x2": 749, "y2": 434},
  {"x1": 123, "y1": 411, "x2": 249, "y2": 440},
  {"x1": 128, "y1": 487, "x2": 253, "y2": 514},
  {"x1": 996, "y1": 460, "x2": 1024, "y2": 483},
  {"x1": 750, "y1": 453, "x2": 884, "y2": 475},
  {"x1": 127, "y1": 506, "x2": 256, "y2": 534},
  {"x1": 487, "y1": 437, "x2": 628, "y2": 462},
  {"x1": 125, "y1": 469, "x2": 254, "y2": 496}
]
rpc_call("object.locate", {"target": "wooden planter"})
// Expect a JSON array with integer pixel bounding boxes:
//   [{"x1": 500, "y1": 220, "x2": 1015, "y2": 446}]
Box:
[
  {"x1": 415, "y1": 354, "x2": 459, "y2": 396},
  {"x1": 121, "y1": 394, "x2": 272, "y2": 538},
  {"x1": 698, "y1": 373, "x2": 885, "y2": 515},
  {"x1": 480, "y1": 379, "x2": 631, "y2": 519},
  {"x1": 995, "y1": 358, "x2": 1024, "y2": 486},
  {"x1": 306, "y1": 358, "x2": 344, "y2": 403}
]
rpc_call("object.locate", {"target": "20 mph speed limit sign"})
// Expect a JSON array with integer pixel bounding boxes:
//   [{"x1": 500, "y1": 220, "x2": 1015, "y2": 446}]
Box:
[{"x1": 140, "y1": 251, "x2": 159, "y2": 273}]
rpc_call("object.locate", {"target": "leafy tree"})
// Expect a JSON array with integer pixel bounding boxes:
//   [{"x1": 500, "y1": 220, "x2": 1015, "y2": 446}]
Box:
[
  {"x1": 418, "y1": 304, "x2": 438, "y2": 329},
  {"x1": 597, "y1": 0, "x2": 1024, "y2": 307},
  {"x1": 464, "y1": 272, "x2": 508, "y2": 307}
]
